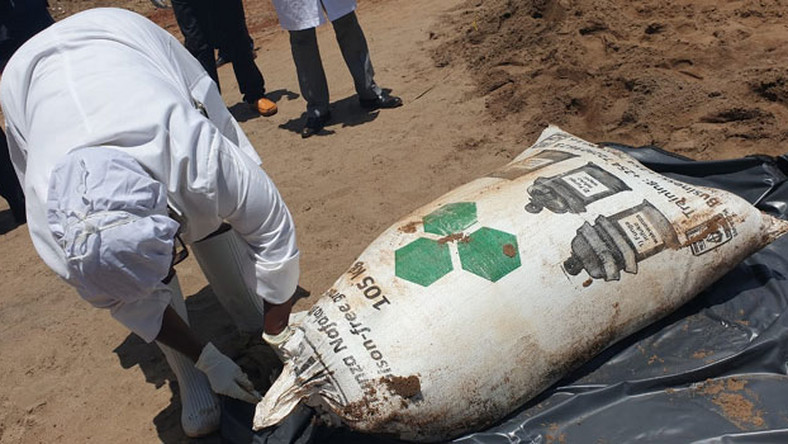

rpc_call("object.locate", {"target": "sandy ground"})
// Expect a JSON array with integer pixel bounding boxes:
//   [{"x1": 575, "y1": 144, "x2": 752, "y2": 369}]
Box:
[{"x1": 3, "y1": 0, "x2": 788, "y2": 442}]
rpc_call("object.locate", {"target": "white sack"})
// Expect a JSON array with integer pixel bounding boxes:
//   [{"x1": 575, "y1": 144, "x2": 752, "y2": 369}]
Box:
[{"x1": 254, "y1": 126, "x2": 788, "y2": 442}]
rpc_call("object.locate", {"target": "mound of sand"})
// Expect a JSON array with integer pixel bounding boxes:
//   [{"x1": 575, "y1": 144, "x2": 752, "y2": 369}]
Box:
[{"x1": 434, "y1": 0, "x2": 788, "y2": 160}]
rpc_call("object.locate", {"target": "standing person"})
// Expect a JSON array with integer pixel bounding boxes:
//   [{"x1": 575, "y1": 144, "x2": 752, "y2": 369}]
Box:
[
  {"x1": 271, "y1": 0, "x2": 403, "y2": 138},
  {"x1": 0, "y1": 0, "x2": 55, "y2": 224},
  {"x1": 163, "y1": 0, "x2": 279, "y2": 116},
  {"x1": 218, "y1": 35, "x2": 254, "y2": 67},
  {"x1": 1, "y1": 8, "x2": 303, "y2": 437}
]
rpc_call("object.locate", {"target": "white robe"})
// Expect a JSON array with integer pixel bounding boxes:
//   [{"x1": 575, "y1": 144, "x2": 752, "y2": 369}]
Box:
[
  {"x1": 0, "y1": 8, "x2": 300, "y2": 342},
  {"x1": 272, "y1": 0, "x2": 357, "y2": 31}
]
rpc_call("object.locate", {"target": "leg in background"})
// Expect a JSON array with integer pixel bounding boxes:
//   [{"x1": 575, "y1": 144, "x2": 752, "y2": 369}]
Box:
[
  {"x1": 289, "y1": 28, "x2": 332, "y2": 137},
  {"x1": 332, "y1": 11, "x2": 381, "y2": 101},
  {"x1": 332, "y1": 11, "x2": 402, "y2": 110},
  {"x1": 211, "y1": 0, "x2": 276, "y2": 115},
  {"x1": 171, "y1": 0, "x2": 220, "y2": 89}
]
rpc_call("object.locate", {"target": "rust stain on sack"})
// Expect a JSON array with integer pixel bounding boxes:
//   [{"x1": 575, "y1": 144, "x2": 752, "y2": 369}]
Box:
[
  {"x1": 683, "y1": 214, "x2": 727, "y2": 247},
  {"x1": 438, "y1": 233, "x2": 470, "y2": 244},
  {"x1": 399, "y1": 221, "x2": 420, "y2": 234},
  {"x1": 339, "y1": 373, "x2": 504, "y2": 439},
  {"x1": 341, "y1": 399, "x2": 381, "y2": 421},
  {"x1": 382, "y1": 375, "x2": 421, "y2": 398},
  {"x1": 503, "y1": 243, "x2": 517, "y2": 257}
]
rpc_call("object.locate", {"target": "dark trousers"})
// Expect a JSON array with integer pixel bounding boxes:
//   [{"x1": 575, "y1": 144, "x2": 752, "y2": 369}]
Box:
[
  {"x1": 0, "y1": 128, "x2": 25, "y2": 223},
  {"x1": 289, "y1": 11, "x2": 382, "y2": 118},
  {"x1": 170, "y1": 0, "x2": 265, "y2": 103},
  {"x1": 0, "y1": 0, "x2": 54, "y2": 70}
]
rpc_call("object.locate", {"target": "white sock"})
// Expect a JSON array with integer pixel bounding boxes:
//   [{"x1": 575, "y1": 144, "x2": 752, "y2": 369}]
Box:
[{"x1": 157, "y1": 276, "x2": 221, "y2": 438}]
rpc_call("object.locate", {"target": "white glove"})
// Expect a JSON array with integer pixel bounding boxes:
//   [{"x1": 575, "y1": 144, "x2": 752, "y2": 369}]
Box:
[
  {"x1": 262, "y1": 326, "x2": 304, "y2": 362},
  {"x1": 150, "y1": 0, "x2": 171, "y2": 8},
  {"x1": 195, "y1": 343, "x2": 261, "y2": 404}
]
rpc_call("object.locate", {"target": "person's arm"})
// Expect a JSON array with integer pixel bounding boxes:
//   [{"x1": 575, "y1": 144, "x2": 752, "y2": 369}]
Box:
[
  {"x1": 263, "y1": 285, "x2": 309, "y2": 334},
  {"x1": 214, "y1": 146, "x2": 301, "y2": 329},
  {"x1": 173, "y1": 96, "x2": 300, "y2": 335},
  {"x1": 154, "y1": 305, "x2": 205, "y2": 361},
  {"x1": 156, "y1": 305, "x2": 261, "y2": 403},
  {"x1": 263, "y1": 297, "x2": 295, "y2": 336}
]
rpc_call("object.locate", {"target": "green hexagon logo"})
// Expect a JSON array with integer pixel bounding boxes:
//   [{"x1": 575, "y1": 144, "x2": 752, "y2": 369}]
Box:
[
  {"x1": 458, "y1": 227, "x2": 521, "y2": 282},
  {"x1": 395, "y1": 238, "x2": 453, "y2": 286},
  {"x1": 423, "y1": 202, "x2": 477, "y2": 236},
  {"x1": 395, "y1": 202, "x2": 522, "y2": 286}
]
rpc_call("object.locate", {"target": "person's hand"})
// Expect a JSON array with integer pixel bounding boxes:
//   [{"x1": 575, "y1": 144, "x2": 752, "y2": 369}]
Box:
[
  {"x1": 149, "y1": 0, "x2": 171, "y2": 8},
  {"x1": 195, "y1": 343, "x2": 261, "y2": 404},
  {"x1": 262, "y1": 326, "x2": 304, "y2": 362}
]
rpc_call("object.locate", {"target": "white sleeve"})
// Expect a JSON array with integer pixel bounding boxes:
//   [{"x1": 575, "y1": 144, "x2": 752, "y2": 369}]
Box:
[
  {"x1": 107, "y1": 284, "x2": 172, "y2": 343},
  {"x1": 213, "y1": 144, "x2": 300, "y2": 305},
  {"x1": 2, "y1": 114, "x2": 28, "y2": 187}
]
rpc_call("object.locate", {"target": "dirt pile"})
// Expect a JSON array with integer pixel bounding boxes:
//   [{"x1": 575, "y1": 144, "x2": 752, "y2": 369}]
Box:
[{"x1": 435, "y1": 0, "x2": 788, "y2": 159}]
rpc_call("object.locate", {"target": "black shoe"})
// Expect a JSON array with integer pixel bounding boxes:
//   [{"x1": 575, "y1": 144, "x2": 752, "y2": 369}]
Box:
[
  {"x1": 360, "y1": 94, "x2": 403, "y2": 111},
  {"x1": 301, "y1": 112, "x2": 331, "y2": 138}
]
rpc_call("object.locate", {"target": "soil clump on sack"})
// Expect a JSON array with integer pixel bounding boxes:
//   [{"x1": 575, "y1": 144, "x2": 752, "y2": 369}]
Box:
[
  {"x1": 433, "y1": 0, "x2": 788, "y2": 161},
  {"x1": 254, "y1": 127, "x2": 788, "y2": 442}
]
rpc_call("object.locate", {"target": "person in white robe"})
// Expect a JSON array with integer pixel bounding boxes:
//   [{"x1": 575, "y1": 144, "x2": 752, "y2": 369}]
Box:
[{"x1": 1, "y1": 8, "x2": 302, "y2": 437}]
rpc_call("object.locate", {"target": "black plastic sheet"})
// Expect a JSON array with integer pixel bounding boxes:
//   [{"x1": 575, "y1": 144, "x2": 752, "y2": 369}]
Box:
[{"x1": 225, "y1": 144, "x2": 788, "y2": 444}]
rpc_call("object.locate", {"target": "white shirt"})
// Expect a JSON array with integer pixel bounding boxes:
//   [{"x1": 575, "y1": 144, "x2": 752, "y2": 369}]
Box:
[
  {"x1": 0, "y1": 8, "x2": 300, "y2": 342},
  {"x1": 272, "y1": 0, "x2": 357, "y2": 31}
]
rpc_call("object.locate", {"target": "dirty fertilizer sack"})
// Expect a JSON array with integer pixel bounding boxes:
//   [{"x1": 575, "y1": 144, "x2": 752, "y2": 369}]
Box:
[{"x1": 254, "y1": 126, "x2": 788, "y2": 442}]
